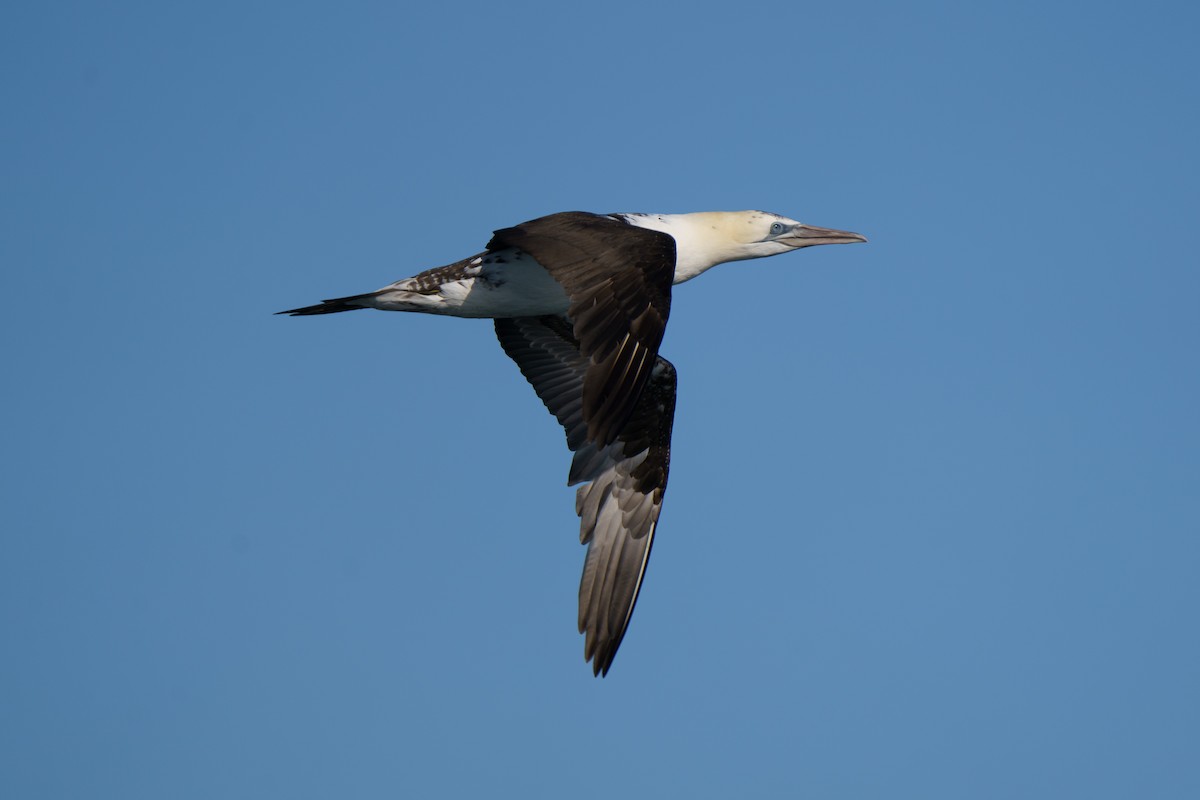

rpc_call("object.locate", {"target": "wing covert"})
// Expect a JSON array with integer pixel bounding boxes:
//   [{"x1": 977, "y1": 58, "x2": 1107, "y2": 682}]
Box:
[{"x1": 489, "y1": 212, "x2": 675, "y2": 448}]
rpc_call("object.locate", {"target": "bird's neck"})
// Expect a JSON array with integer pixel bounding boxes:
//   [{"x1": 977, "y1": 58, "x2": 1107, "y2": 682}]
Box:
[{"x1": 618, "y1": 212, "x2": 752, "y2": 284}]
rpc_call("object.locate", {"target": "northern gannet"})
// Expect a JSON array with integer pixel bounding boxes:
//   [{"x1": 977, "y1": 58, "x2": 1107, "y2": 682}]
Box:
[{"x1": 279, "y1": 210, "x2": 866, "y2": 675}]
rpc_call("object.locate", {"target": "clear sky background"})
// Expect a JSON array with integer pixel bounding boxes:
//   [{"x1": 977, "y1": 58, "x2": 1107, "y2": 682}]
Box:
[{"x1": 3, "y1": 2, "x2": 1198, "y2": 798}]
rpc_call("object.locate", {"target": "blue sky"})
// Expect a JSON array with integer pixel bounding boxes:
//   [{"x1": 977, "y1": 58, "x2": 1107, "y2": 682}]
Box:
[{"x1": 3, "y1": 1, "x2": 1198, "y2": 797}]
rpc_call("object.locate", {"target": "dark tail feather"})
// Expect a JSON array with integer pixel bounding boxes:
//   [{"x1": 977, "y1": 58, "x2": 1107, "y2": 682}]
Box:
[{"x1": 275, "y1": 292, "x2": 381, "y2": 316}]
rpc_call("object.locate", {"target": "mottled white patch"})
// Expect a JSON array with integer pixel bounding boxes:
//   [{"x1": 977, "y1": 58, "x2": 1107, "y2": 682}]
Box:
[{"x1": 365, "y1": 249, "x2": 570, "y2": 318}]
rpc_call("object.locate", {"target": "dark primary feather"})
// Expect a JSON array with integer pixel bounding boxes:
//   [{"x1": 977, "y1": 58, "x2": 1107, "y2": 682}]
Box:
[
  {"x1": 495, "y1": 315, "x2": 677, "y2": 676},
  {"x1": 488, "y1": 212, "x2": 675, "y2": 448}
]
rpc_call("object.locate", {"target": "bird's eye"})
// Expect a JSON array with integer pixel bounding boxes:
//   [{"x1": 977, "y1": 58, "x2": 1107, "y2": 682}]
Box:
[{"x1": 769, "y1": 222, "x2": 786, "y2": 235}]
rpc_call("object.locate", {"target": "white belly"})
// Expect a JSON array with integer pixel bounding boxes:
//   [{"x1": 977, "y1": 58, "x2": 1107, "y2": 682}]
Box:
[
  {"x1": 450, "y1": 256, "x2": 571, "y2": 318},
  {"x1": 370, "y1": 250, "x2": 571, "y2": 319}
]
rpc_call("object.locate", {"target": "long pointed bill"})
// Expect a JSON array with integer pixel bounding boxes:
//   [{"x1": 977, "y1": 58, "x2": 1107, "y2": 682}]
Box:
[{"x1": 783, "y1": 224, "x2": 868, "y2": 248}]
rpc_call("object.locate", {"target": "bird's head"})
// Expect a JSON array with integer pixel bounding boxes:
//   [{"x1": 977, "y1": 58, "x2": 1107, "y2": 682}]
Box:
[
  {"x1": 696, "y1": 210, "x2": 866, "y2": 258},
  {"x1": 641, "y1": 210, "x2": 867, "y2": 283}
]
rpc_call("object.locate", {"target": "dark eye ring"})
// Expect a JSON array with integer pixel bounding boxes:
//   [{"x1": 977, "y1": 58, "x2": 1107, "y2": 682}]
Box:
[{"x1": 769, "y1": 222, "x2": 786, "y2": 235}]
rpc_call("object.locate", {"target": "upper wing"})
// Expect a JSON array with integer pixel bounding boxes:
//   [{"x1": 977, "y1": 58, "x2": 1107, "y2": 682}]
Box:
[
  {"x1": 488, "y1": 212, "x2": 675, "y2": 448},
  {"x1": 495, "y1": 315, "x2": 677, "y2": 676}
]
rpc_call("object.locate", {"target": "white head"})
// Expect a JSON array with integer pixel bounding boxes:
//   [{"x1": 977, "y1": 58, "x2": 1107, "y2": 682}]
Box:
[{"x1": 621, "y1": 210, "x2": 867, "y2": 283}]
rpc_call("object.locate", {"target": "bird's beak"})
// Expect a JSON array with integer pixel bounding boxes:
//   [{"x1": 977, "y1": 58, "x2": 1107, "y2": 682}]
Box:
[{"x1": 782, "y1": 224, "x2": 868, "y2": 248}]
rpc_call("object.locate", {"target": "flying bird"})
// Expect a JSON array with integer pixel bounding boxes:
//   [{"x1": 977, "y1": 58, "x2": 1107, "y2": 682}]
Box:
[{"x1": 279, "y1": 210, "x2": 866, "y2": 675}]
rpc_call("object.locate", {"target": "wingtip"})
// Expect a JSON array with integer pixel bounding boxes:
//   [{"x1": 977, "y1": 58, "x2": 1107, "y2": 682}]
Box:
[
  {"x1": 582, "y1": 630, "x2": 612, "y2": 677},
  {"x1": 589, "y1": 651, "x2": 613, "y2": 678}
]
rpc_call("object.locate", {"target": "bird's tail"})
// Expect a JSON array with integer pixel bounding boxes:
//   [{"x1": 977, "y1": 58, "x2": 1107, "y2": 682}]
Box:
[{"x1": 275, "y1": 291, "x2": 383, "y2": 316}]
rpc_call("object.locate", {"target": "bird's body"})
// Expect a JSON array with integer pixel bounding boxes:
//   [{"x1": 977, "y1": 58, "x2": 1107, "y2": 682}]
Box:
[{"x1": 280, "y1": 210, "x2": 865, "y2": 675}]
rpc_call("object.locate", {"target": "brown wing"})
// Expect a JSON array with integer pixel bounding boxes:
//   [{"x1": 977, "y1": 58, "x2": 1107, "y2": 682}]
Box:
[
  {"x1": 495, "y1": 315, "x2": 677, "y2": 676},
  {"x1": 488, "y1": 212, "x2": 675, "y2": 448}
]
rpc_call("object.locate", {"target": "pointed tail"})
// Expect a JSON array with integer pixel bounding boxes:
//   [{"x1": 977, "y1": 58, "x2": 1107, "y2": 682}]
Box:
[{"x1": 275, "y1": 291, "x2": 382, "y2": 316}]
